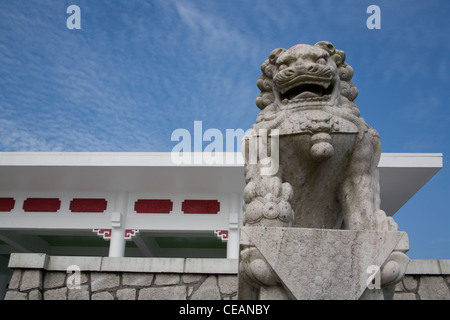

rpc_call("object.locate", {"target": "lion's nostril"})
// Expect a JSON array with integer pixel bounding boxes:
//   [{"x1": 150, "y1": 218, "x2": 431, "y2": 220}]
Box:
[
  {"x1": 307, "y1": 65, "x2": 315, "y2": 72},
  {"x1": 284, "y1": 69, "x2": 295, "y2": 76}
]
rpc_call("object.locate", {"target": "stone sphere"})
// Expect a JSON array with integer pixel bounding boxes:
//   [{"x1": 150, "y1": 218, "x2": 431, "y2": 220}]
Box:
[
  {"x1": 244, "y1": 200, "x2": 264, "y2": 224},
  {"x1": 278, "y1": 200, "x2": 293, "y2": 223},
  {"x1": 310, "y1": 142, "x2": 334, "y2": 161},
  {"x1": 262, "y1": 201, "x2": 280, "y2": 219}
]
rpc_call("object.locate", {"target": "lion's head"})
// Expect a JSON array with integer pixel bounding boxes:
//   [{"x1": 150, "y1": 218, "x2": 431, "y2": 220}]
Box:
[{"x1": 256, "y1": 41, "x2": 360, "y2": 123}]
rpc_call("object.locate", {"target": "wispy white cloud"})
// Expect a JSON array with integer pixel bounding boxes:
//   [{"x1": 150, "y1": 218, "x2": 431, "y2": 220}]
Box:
[
  {"x1": 174, "y1": 1, "x2": 247, "y2": 46},
  {"x1": 0, "y1": 1, "x2": 175, "y2": 151}
]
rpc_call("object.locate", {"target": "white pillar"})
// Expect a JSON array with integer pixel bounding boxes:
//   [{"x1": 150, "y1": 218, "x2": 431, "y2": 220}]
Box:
[
  {"x1": 109, "y1": 226, "x2": 126, "y2": 258},
  {"x1": 227, "y1": 193, "x2": 241, "y2": 259},
  {"x1": 108, "y1": 192, "x2": 128, "y2": 258}
]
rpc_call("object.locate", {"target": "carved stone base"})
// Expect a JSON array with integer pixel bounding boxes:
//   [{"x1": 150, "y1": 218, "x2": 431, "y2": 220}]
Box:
[{"x1": 238, "y1": 227, "x2": 409, "y2": 300}]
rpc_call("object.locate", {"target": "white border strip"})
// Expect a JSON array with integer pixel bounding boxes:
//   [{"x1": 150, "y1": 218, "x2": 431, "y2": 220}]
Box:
[
  {"x1": 0, "y1": 152, "x2": 443, "y2": 168},
  {"x1": 8, "y1": 253, "x2": 238, "y2": 274}
]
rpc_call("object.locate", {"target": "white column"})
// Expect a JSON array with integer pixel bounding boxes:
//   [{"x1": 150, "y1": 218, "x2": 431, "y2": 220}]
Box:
[
  {"x1": 227, "y1": 193, "x2": 242, "y2": 259},
  {"x1": 108, "y1": 192, "x2": 128, "y2": 258},
  {"x1": 108, "y1": 227, "x2": 126, "y2": 258}
]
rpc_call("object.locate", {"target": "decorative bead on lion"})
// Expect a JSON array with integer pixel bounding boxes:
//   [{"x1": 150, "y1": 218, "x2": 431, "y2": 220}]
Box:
[{"x1": 241, "y1": 41, "x2": 398, "y2": 231}]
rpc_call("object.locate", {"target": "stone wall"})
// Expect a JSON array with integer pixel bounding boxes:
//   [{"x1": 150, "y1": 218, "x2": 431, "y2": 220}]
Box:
[
  {"x1": 4, "y1": 253, "x2": 238, "y2": 300},
  {"x1": 6, "y1": 269, "x2": 237, "y2": 300},
  {"x1": 4, "y1": 254, "x2": 449, "y2": 300},
  {"x1": 394, "y1": 275, "x2": 449, "y2": 300},
  {"x1": 393, "y1": 260, "x2": 450, "y2": 300}
]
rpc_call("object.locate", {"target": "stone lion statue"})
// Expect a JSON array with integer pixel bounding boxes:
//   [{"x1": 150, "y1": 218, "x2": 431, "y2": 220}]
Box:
[{"x1": 241, "y1": 41, "x2": 397, "y2": 231}]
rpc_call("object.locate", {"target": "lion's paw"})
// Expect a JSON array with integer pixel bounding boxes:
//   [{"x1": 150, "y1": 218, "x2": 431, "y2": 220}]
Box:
[{"x1": 374, "y1": 210, "x2": 398, "y2": 231}]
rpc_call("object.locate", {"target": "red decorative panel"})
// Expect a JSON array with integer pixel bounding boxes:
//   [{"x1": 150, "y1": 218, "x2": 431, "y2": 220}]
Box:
[
  {"x1": 182, "y1": 200, "x2": 220, "y2": 214},
  {"x1": 70, "y1": 198, "x2": 107, "y2": 213},
  {"x1": 214, "y1": 230, "x2": 229, "y2": 242},
  {"x1": 0, "y1": 198, "x2": 15, "y2": 212},
  {"x1": 124, "y1": 229, "x2": 139, "y2": 239},
  {"x1": 93, "y1": 229, "x2": 139, "y2": 240},
  {"x1": 93, "y1": 229, "x2": 112, "y2": 239},
  {"x1": 23, "y1": 198, "x2": 61, "y2": 212},
  {"x1": 134, "y1": 199, "x2": 173, "y2": 214}
]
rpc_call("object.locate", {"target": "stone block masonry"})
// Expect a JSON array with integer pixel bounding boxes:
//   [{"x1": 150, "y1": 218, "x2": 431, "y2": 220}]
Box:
[
  {"x1": 6, "y1": 270, "x2": 237, "y2": 300},
  {"x1": 5, "y1": 253, "x2": 238, "y2": 300},
  {"x1": 393, "y1": 260, "x2": 450, "y2": 300},
  {"x1": 4, "y1": 254, "x2": 449, "y2": 300},
  {"x1": 394, "y1": 275, "x2": 450, "y2": 300}
]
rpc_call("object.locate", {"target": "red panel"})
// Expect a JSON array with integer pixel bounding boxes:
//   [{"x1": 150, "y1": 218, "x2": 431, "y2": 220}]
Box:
[
  {"x1": 23, "y1": 198, "x2": 61, "y2": 212},
  {"x1": 215, "y1": 230, "x2": 229, "y2": 241},
  {"x1": 70, "y1": 198, "x2": 107, "y2": 213},
  {"x1": 93, "y1": 229, "x2": 112, "y2": 239},
  {"x1": 182, "y1": 200, "x2": 220, "y2": 214},
  {"x1": 134, "y1": 199, "x2": 173, "y2": 214},
  {"x1": 0, "y1": 198, "x2": 15, "y2": 212}
]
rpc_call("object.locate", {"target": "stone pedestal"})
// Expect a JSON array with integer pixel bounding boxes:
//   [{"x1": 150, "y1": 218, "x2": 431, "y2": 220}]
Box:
[{"x1": 238, "y1": 227, "x2": 409, "y2": 300}]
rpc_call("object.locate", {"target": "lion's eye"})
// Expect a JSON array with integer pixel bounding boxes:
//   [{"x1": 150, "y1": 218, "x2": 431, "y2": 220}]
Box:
[
  {"x1": 278, "y1": 64, "x2": 287, "y2": 71},
  {"x1": 316, "y1": 58, "x2": 326, "y2": 65}
]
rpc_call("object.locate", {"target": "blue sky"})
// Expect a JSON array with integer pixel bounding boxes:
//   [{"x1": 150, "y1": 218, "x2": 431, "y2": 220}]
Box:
[{"x1": 0, "y1": 0, "x2": 449, "y2": 259}]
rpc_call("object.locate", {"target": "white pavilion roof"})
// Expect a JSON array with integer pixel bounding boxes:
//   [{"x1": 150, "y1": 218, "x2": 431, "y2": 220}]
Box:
[{"x1": 0, "y1": 152, "x2": 443, "y2": 216}]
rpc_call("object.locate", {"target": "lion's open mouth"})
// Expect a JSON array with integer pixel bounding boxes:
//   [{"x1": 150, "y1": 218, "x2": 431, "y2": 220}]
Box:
[{"x1": 280, "y1": 81, "x2": 333, "y2": 103}]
